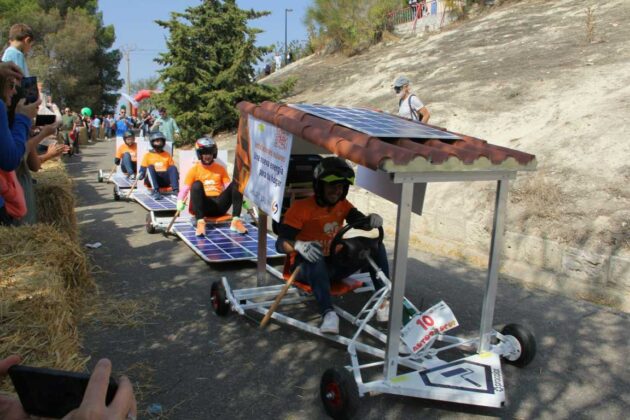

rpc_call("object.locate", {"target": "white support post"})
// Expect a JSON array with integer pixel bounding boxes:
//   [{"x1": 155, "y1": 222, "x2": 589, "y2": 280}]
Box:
[
  {"x1": 384, "y1": 182, "x2": 414, "y2": 380},
  {"x1": 478, "y1": 179, "x2": 509, "y2": 352}
]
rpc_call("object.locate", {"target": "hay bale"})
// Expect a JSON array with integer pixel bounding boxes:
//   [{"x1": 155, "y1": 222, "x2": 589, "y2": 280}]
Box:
[
  {"x1": 0, "y1": 225, "x2": 93, "y2": 390},
  {"x1": 33, "y1": 159, "x2": 78, "y2": 240}
]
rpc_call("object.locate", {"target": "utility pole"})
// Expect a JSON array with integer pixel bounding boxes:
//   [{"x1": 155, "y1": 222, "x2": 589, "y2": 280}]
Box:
[
  {"x1": 284, "y1": 8, "x2": 293, "y2": 66},
  {"x1": 120, "y1": 45, "x2": 137, "y2": 112}
]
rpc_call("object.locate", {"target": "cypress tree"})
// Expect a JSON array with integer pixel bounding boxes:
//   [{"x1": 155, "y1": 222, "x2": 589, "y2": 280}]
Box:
[{"x1": 155, "y1": 0, "x2": 282, "y2": 143}]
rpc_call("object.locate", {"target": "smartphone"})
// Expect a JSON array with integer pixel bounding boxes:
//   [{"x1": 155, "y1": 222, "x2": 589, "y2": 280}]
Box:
[
  {"x1": 8, "y1": 365, "x2": 118, "y2": 418},
  {"x1": 20, "y1": 76, "x2": 39, "y2": 104},
  {"x1": 35, "y1": 114, "x2": 56, "y2": 126}
]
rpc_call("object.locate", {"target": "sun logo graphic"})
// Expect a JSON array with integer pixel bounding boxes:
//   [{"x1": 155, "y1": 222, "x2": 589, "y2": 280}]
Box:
[
  {"x1": 272, "y1": 200, "x2": 279, "y2": 215},
  {"x1": 323, "y1": 221, "x2": 339, "y2": 235},
  {"x1": 257, "y1": 123, "x2": 266, "y2": 133},
  {"x1": 203, "y1": 179, "x2": 215, "y2": 186}
]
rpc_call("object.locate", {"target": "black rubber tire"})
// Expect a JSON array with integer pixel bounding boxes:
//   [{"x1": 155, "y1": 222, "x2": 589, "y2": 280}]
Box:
[
  {"x1": 145, "y1": 213, "x2": 156, "y2": 234},
  {"x1": 501, "y1": 323, "x2": 536, "y2": 367},
  {"x1": 113, "y1": 186, "x2": 120, "y2": 201},
  {"x1": 210, "y1": 281, "x2": 230, "y2": 316},
  {"x1": 97, "y1": 169, "x2": 103, "y2": 183},
  {"x1": 320, "y1": 368, "x2": 359, "y2": 420}
]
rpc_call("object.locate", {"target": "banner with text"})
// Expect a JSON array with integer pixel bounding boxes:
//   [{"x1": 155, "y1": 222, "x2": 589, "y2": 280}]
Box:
[{"x1": 244, "y1": 116, "x2": 293, "y2": 222}]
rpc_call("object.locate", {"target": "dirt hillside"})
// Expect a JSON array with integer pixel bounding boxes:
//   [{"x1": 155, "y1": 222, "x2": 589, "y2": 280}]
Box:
[{"x1": 261, "y1": 0, "x2": 630, "y2": 256}]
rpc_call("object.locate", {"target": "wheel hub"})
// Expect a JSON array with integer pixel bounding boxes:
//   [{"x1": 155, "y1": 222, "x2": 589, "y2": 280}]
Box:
[
  {"x1": 503, "y1": 334, "x2": 523, "y2": 361},
  {"x1": 324, "y1": 383, "x2": 342, "y2": 408}
]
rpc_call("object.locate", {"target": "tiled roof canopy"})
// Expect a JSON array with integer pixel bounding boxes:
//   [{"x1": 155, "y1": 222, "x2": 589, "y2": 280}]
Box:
[{"x1": 237, "y1": 101, "x2": 536, "y2": 173}]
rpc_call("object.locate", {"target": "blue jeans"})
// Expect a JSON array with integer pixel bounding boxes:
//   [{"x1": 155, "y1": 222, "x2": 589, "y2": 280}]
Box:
[
  {"x1": 121, "y1": 152, "x2": 137, "y2": 176},
  {"x1": 146, "y1": 165, "x2": 179, "y2": 193},
  {"x1": 296, "y1": 243, "x2": 389, "y2": 315}
]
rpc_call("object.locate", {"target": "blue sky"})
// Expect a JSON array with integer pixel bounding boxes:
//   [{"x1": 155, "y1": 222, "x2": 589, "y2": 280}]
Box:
[{"x1": 100, "y1": 0, "x2": 311, "y2": 93}]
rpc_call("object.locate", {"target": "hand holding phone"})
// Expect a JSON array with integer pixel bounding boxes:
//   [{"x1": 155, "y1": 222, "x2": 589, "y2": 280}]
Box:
[
  {"x1": 8, "y1": 359, "x2": 136, "y2": 419},
  {"x1": 35, "y1": 114, "x2": 57, "y2": 126},
  {"x1": 15, "y1": 97, "x2": 41, "y2": 120}
]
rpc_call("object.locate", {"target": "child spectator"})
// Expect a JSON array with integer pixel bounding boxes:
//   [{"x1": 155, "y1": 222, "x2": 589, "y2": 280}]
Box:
[{"x1": 1, "y1": 24, "x2": 34, "y2": 77}]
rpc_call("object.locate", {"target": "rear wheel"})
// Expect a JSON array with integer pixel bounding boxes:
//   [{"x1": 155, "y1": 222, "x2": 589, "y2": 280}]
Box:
[
  {"x1": 320, "y1": 368, "x2": 359, "y2": 420},
  {"x1": 501, "y1": 323, "x2": 536, "y2": 367},
  {"x1": 210, "y1": 281, "x2": 230, "y2": 316}
]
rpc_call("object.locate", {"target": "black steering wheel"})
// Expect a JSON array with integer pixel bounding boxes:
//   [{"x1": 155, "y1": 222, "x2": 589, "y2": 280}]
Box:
[{"x1": 328, "y1": 217, "x2": 384, "y2": 267}]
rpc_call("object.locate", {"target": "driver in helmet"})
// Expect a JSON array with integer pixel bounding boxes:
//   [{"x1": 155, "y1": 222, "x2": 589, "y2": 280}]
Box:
[
  {"x1": 275, "y1": 157, "x2": 389, "y2": 335},
  {"x1": 176, "y1": 137, "x2": 248, "y2": 236},
  {"x1": 138, "y1": 131, "x2": 179, "y2": 200},
  {"x1": 114, "y1": 130, "x2": 137, "y2": 180}
]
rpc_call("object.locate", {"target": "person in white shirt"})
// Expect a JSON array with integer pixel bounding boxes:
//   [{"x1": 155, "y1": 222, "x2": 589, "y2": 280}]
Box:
[{"x1": 394, "y1": 75, "x2": 430, "y2": 123}]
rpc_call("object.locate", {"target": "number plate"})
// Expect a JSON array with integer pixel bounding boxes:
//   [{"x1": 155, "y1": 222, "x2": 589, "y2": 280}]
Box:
[{"x1": 400, "y1": 300, "x2": 459, "y2": 354}]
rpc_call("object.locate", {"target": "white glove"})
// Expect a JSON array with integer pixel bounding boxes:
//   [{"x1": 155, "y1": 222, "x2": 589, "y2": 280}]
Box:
[
  {"x1": 367, "y1": 213, "x2": 383, "y2": 229},
  {"x1": 294, "y1": 240, "x2": 323, "y2": 263}
]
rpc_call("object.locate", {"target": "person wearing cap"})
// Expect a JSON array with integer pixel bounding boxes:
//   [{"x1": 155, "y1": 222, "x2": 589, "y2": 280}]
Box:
[
  {"x1": 394, "y1": 75, "x2": 430, "y2": 123},
  {"x1": 114, "y1": 131, "x2": 138, "y2": 180},
  {"x1": 176, "y1": 137, "x2": 248, "y2": 236}
]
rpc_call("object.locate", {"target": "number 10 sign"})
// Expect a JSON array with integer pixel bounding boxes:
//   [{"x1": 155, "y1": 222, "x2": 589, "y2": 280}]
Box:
[{"x1": 400, "y1": 301, "x2": 459, "y2": 354}]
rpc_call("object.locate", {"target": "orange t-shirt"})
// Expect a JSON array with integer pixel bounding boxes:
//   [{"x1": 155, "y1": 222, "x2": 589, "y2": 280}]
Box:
[
  {"x1": 184, "y1": 162, "x2": 230, "y2": 197},
  {"x1": 283, "y1": 196, "x2": 354, "y2": 259},
  {"x1": 141, "y1": 151, "x2": 174, "y2": 172},
  {"x1": 115, "y1": 143, "x2": 137, "y2": 162}
]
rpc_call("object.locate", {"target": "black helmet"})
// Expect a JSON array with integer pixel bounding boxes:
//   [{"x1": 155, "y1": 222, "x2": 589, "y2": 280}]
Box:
[
  {"x1": 195, "y1": 137, "x2": 217, "y2": 161},
  {"x1": 149, "y1": 131, "x2": 166, "y2": 152},
  {"x1": 313, "y1": 157, "x2": 355, "y2": 206}
]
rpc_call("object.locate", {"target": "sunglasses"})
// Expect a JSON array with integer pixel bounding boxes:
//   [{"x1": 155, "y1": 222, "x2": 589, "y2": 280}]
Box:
[{"x1": 394, "y1": 86, "x2": 403, "y2": 93}]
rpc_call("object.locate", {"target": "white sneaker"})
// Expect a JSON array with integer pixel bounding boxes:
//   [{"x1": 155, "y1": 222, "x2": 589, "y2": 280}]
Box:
[
  {"x1": 376, "y1": 300, "x2": 390, "y2": 323},
  {"x1": 320, "y1": 311, "x2": 339, "y2": 334}
]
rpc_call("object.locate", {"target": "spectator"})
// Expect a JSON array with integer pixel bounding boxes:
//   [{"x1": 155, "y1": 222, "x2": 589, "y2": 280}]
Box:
[
  {"x1": 0, "y1": 62, "x2": 39, "y2": 226},
  {"x1": 264, "y1": 63, "x2": 271, "y2": 76},
  {"x1": 274, "y1": 51, "x2": 282, "y2": 71},
  {"x1": 115, "y1": 108, "x2": 133, "y2": 138},
  {"x1": 150, "y1": 107, "x2": 180, "y2": 143},
  {"x1": 1, "y1": 24, "x2": 34, "y2": 77},
  {"x1": 139, "y1": 109, "x2": 153, "y2": 137},
  {"x1": 0, "y1": 355, "x2": 137, "y2": 420},
  {"x1": 394, "y1": 75, "x2": 430, "y2": 123},
  {"x1": 91, "y1": 114, "x2": 101, "y2": 141}
]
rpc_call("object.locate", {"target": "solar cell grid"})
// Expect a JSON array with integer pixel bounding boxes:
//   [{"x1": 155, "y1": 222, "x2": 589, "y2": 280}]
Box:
[
  {"x1": 132, "y1": 192, "x2": 178, "y2": 211},
  {"x1": 172, "y1": 220, "x2": 282, "y2": 263},
  {"x1": 289, "y1": 103, "x2": 460, "y2": 140}
]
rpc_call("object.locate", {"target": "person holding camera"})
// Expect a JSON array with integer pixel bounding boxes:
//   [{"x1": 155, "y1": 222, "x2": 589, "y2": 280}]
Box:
[{"x1": 0, "y1": 62, "x2": 39, "y2": 226}]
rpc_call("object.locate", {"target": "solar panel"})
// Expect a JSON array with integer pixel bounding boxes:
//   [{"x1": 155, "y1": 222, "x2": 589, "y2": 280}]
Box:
[
  {"x1": 172, "y1": 220, "x2": 282, "y2": 263},
  {"x1": 289, "y1": 103, "x2": 460, "y2": 140},
  {"x1": 111, "y1": 174, "x2": 134, "y2": 188},
  {"x1": 132, "y1": 192, "x2": 178, "y2": 211}
]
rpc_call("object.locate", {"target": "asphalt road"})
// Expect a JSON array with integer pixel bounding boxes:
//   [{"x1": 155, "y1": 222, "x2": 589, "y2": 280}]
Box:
[{"x1": 68, "y1": 140, "x2": 629, "y2": 419}]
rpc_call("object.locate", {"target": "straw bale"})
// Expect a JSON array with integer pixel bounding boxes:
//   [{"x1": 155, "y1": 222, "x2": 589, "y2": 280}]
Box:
[
  {"x1": 0, "y1": 225, "x2": 94, "y2": 391},
  {"x1": 33, "y1": 159, "x2": 78, "y2": 241}
]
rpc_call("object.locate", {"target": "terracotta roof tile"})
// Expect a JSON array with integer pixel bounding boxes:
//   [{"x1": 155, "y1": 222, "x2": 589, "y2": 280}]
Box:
[{"x1": 237, "y1": 101, "x2": 536, "y2": 173}]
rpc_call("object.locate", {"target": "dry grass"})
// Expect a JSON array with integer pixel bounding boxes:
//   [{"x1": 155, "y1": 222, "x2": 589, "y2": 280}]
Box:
[
  {"x1": 0, "y1": 225, "x2": 94, "y2": 392},
  {"x1": 33, "y1": 159, "x2": 78, "y2": 241},
  {"x1": 81, "y1": 294, "x2": 161, "y2": 329},
  {"x1": 510, "y1": 170, "x2": 568, "y2": 220},
  {"x1": 585, "y1": 6, "x2": 596, "y2": 43}
]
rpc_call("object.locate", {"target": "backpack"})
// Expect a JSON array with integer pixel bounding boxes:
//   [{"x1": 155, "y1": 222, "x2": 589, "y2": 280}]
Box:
[{"x1": 399, "y1": 94, "x2": 419, "y2": 120}]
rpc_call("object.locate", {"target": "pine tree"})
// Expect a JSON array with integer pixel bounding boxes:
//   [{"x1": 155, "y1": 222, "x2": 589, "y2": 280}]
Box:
[{"x1": 155, "y1": 0, "x2": 283, "y2": 143}]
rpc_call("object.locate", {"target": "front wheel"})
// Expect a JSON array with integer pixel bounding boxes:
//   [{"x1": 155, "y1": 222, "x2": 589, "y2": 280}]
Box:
[
  {"x1": 145, "y1": 213, "x2": 156, "y2": 234},
  {"x1": 210, "y1": 281, "x2": 230, "y2": 316},
  {"x1": 320, "y1": 368, "x2": 359, "y2": 420},
  {"x1": 500, "y1": 323, "x2": 536, "y2": 367},
  {"x1": 97, "y1": 169, "x2": 103, "y2": 183},
  {"x1": 113, "y1": 186, "x2": 120, "y2": 201}
]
